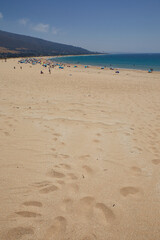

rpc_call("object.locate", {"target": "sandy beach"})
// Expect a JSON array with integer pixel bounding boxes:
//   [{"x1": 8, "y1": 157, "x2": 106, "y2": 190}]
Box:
[{"x1": 0, "y1": 58, "x2": 160, "y2": 240}]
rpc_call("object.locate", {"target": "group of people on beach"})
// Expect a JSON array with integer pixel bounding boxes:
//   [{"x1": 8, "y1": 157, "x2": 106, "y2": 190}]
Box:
[{"x1": 18, "y1": 57, "x2": 56, "y2": 75}]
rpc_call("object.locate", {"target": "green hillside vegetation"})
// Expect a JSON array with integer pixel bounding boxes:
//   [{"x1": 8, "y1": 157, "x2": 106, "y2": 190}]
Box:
[{"x1": 0, "y1": 30, "x2": 95, "y2": 58}]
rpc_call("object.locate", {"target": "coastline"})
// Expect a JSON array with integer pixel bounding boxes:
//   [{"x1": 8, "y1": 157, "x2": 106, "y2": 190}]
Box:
[
  {"x1": 2, "y1": 56, "x2": 160, "y2": 73},
  {"x1": 7, "y1": 54, "x2": 159, "y2": 72},
  {"x1": 48, "y1": 53, "x2": 160, "y2": 72}
]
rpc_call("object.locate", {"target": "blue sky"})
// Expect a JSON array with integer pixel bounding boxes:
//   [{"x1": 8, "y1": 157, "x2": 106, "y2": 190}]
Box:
[{"x1": 0, "y1": 0, "x2": 160, "y2": 53}]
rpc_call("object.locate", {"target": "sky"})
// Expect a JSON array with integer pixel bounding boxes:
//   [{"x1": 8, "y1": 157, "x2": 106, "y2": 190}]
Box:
[{"x1": 0, "y1": 0, "x2": 160, "y2": 53}]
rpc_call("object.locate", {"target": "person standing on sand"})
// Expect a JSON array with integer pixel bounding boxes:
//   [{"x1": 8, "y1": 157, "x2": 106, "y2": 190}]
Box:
[{"x1": 49, "y1": 68, "x2": 51, "y2": 74}]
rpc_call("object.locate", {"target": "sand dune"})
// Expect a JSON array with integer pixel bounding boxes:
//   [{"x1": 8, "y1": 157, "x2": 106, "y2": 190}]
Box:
[{"x1": 0, "y1": 58, "x2": 160, "y2": 240}]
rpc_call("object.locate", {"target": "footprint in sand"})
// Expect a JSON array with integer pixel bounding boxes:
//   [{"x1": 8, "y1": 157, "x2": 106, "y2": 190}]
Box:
[
  {"x1": 68, "y1": 183, "x2": 79, "y2": 193},
  {"x1": 54, "y1": 165, "x2": 61, "y2": 168},
  {"x1": 53, "y1": 137, "x2": 58, "y2": 141},
  {"x1": 60, "y1": 163, "x2": 71, "y2": 170},
  {"x1": 78, "y1": 197, "x2": 95, "y2": 218},
  {"x1": 120, "y1": 186, "x2": 140, "y2": 197},
  {"x1": 67, "y1": 173, "x2": 78, "y2": 180},
  {"x1": 53, "y1": 133, "x2": 61, "y2": 137},
  {"x1": 2, "y1": 227, "x2": 34, "y2": 240},
  {"x1": 40, "y1": 185, "x2": 59, "y2": 194},
  {"x1": 93, "y1": 139, "x2": 100, "y2": 143},
  {"x1": 79, "y1": 155, "x2": 90, "y2": 160},
  {"x1": 8, "y1": 124, "x2": 13, "y2": 127},
  {"x1": 57, "y1": 180, "x2": 65, "y2": 185},
  {"x1": 51, "y1": 148, "x2": 56, "y2": 151},
  {"x1": 23, "y1": 201, "x2": 42, "y2": 207},
  {"x1": 47, "y1": 170, "x2": 65, "y2": 178},
  {"x1": 33, "y1": 181, "x2": 51, "y2": 188},
  {"x1": 16, "y1": 211, "x2": 41, "y2": 218},
  {"x1": 80, "y1": 196, "x2": 95, "y2": 205},
  {"x1": 134, "y1": 146, "x2": 143, "y2": 152},
  {"x1": 95, "y1": 202, "x2": 115, "y2": 222},
  {"x1": 96, "y1": 133, "x2": 101, "y2": 136},
  {"x1": 4, "y1": 131, "x2": 10, "y2": 136},
  {"x1": 78, "y1": 197, "x2": 115, "y2": 224},
  {"x1": 62, "y1": 198, "x2": 74, "y2": 213},
  {"x1": 82, "y1": 165, "x2": 93, "y2": 175},
  {"x1": 59, "y1": 154, "x2": 70, "y2": 159},
  {"x1": 152, "y1": 159, "x2": 160, "y2": 165},
  {"x1": 130, "y1": 166, "x2": 142, "y2": 175},
  {"x1": 42, "y1": 216, "x2": 67, "y2": 240},
  {"x1": 125, "y1": 132, "x2": 130, "y2": 136}
]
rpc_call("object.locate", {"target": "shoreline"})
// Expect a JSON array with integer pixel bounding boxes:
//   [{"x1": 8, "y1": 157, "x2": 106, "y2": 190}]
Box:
[
  {"x1": 2, "y1": 55, "x2": 160, "y2": 72},
  {"x1": 48, "y1": 54, "x2": 160, "y2": 72}
]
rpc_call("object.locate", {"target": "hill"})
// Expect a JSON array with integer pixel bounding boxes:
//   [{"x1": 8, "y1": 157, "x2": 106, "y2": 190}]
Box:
[{"x1": 0, "y1": 30, "x2": 94, "y2": 58}]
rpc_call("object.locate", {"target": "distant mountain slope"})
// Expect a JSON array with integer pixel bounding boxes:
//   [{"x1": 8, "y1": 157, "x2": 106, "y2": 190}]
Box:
[{"x1": 0, "y1": 30, "x2": 94, "y2": 58}]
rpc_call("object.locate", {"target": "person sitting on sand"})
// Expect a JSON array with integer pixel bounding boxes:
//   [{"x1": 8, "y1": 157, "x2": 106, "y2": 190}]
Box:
[{"x1": 40, "y1": 71, "x2": 43, "y2": 74}]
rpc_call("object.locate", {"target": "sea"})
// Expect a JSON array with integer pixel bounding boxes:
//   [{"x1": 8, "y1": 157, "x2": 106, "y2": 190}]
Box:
[{"x1": 50, "y1": 53, "x2": 160, "y2": 71}]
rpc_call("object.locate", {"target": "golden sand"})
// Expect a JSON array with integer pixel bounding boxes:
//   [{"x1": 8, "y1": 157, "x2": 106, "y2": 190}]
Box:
[{"x1": 0, "y1": 58, "x2": 160, "y2": 240}]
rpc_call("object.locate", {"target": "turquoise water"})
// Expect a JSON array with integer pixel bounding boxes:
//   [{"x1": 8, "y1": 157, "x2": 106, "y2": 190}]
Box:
[{"x1": 50, "y1": 54, "x2": 160, "y2": 71}]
